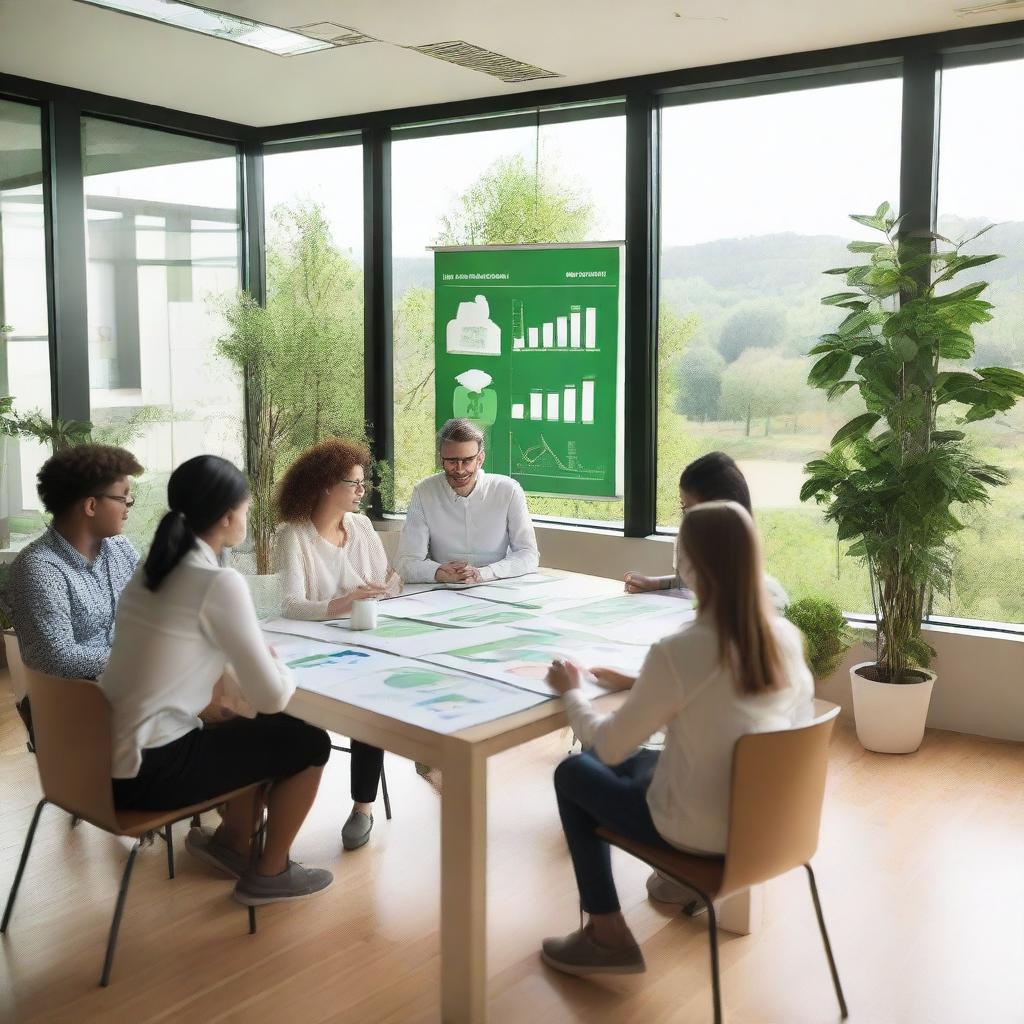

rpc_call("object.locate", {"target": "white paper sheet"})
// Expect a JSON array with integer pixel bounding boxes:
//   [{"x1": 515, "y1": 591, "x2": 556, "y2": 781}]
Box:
[
  {"x1": 273, "y1": 636, "x2": 549, "y2": 733},
  {"x1": 467, "y1": 572, "x2": 620, "y2": 607},
  {"x1": 425, "y1": 625, "x2": 649, "y2": 697},
  {"x1": 517, "y1": 592, "x2": 696, "y2": 636}
]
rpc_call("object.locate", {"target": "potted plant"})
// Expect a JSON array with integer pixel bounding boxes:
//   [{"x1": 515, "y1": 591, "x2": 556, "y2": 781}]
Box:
[
  {"x1": 801, "y1": 203, "x2": 1024, "y2": 753},
  {"x1": 215, "y1": 201, "x2": 368, "y2": 616},
  {"x1": 784, "y1": 596, "x2": 857, "y2": 683}
]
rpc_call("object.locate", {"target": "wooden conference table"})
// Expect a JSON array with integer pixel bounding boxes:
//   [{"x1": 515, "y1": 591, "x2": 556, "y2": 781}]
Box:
[{"x1": 283, "y1": 570, "x2": 745, "y2": 1023}]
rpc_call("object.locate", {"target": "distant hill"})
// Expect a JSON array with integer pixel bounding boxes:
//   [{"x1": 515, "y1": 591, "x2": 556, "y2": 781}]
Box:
[{"x1": 393, "y1": 221, "x2": 1024, "y2": 302}]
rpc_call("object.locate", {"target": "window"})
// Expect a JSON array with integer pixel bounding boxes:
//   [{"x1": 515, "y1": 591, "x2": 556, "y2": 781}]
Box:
[
  {"x1": 934, "y1": 53, "x2": 1024, "y2": 625},
  {"x1": 389, "y1": 107, "x2": 626, "y2": 522},
  {"x1": 261, "y1": 138, "x2": 366, "y2": 464},
  {"x1": 656, "y1": 76, "x2": 902, "y2": 612},
  {"x1": 82, "y1": 118, "x2": 242, "y2": 550},
  {"x1": 0, "y1": 98, "x2": 53, "y2": 553}
]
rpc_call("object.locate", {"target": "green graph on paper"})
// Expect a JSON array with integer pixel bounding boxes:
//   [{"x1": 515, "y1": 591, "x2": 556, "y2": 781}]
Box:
[{"x1": 434, "y1": 245, "x2": 624, "y2": 499}]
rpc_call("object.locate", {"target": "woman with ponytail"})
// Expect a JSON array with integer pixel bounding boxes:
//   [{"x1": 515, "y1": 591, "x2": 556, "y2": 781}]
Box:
[
  {"x1": 102, "y1": 455, "x2": 334, "y2": 907},
  {"x1": 539, "y1": 502, "x2": 814, "y2": 976}
]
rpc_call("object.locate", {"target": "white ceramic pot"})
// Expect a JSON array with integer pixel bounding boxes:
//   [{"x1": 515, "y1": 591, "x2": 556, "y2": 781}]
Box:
[
  {"x1": 244, "y1": 574, "x2": 282, "y2": 621},
  {"x1": 850, "y1": 661, "x2": 936, "y2": 754}
]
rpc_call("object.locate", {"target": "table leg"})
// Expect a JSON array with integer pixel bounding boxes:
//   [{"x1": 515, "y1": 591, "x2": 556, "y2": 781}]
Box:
[
  {"x1": 716, "y1": 885, "x2": 762, "y2": 936},
  {"x1": 440, "y1": 741, "x2": 488, "y2": 1023}
]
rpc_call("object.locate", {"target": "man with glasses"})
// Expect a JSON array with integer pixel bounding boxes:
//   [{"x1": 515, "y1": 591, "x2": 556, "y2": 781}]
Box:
[
  {"x1": 397, "y1": 418, "x2": 539, "y2": 585},
  {"x1": 4, "y1": 444, "x2": 143, "y2": 742}
]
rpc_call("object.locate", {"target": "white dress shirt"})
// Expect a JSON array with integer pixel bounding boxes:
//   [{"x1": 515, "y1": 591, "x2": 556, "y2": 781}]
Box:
[
  {"x1": 563, "y1": 615, "x2": 814, "y2": 855},
  {"x1": 101, "y1": 539, "x2": 295, "y2": 779},
  {"x1": 277, "y1": 515, "x2": 402, "y2": 621},
  {"x1": 397, "y1": 469, "x2": 540, "y2": 584}
]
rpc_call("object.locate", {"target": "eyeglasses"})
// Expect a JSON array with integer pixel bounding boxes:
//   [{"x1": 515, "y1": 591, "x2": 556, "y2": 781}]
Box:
[
  {"x1": 339, "y1": 478, "x2": 368, "y2": 492},
  {"x1": 96, "y1": 494, "x2": 136, "y2": 508},
  {"x1": 441, "y1": 452, "x2": 482, "y2": 469}
]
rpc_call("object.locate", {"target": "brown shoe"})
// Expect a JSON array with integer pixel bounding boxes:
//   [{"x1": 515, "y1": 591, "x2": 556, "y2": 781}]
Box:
[{"x1": 541, "y1": 927, "x2": 646, "y2": 976}]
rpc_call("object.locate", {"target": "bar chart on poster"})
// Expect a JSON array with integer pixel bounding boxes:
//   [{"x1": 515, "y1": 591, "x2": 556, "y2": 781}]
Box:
[{"x1": 433, "y1": 243, "x2": 624, "y2": 499}]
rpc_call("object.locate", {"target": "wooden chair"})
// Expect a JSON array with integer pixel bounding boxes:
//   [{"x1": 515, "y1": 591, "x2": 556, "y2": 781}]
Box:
[
  {"x1": 1, "y1": 670, "x2": 267, "y2": 986},
  {"x1": 597, "y1": 699, "x2": 847, "y2": 1024}
]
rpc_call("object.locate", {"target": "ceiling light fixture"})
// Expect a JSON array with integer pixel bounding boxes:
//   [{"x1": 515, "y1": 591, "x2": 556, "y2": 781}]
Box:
[{"x1": 75, "y1": 0, "x2": 332, "y2": 56}]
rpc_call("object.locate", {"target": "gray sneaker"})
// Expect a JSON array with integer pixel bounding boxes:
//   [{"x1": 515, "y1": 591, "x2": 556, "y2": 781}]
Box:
[
  {"x1": 233, "y1": 861, "x2": 334, "y2": 906},
  {"x1": 185, "y1": 826, "x2": 250, "y2": 880},
  {"x1": 646, "y1": 870, "x2": 708, "y2": 916},
  {"x1": 541, "y1": 927, "x2": 646, "y2": 976},
  {"x1": 341, "y1": 810, "x2": 373, "y2": 851}
]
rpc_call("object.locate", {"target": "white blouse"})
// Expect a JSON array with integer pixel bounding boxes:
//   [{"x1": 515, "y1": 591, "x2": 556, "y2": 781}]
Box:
[
  {"x1": 101, "y1": 539, "x2": 295, "y2": 779},
  {"x1": 563, "y1": 615, "x2": 814, "y2": 855},
  {"x1": 277, "y1": 515, "x2": 401, "y2": 621}
]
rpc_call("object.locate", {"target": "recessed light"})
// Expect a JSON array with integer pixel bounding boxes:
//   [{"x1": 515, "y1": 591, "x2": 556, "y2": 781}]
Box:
[{"x1": 75, "y1": 0, "x2": 333, "y2": 56}]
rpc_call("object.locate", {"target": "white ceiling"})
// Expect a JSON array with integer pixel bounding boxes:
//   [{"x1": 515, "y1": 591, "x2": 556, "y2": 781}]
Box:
[{"x1": 0, "y1": 0, "x2": 1022, "y2": 127}]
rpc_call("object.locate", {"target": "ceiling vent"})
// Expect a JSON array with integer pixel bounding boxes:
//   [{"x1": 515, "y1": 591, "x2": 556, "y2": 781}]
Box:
[
  {"x1": 289, "y1": 22, "x2": 377, "y2": 46},
  {"x1": 409, "y1": 41, "x2": 561, "y2": 83}
]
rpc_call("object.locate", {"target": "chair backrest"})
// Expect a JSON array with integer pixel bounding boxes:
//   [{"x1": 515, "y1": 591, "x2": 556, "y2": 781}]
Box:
[
  {"x1": 26, "y1": 669, "x2": 121, "y2": 832},
  {"x1": 719, "y1": 699, "x2": 839, "y2": 897}
]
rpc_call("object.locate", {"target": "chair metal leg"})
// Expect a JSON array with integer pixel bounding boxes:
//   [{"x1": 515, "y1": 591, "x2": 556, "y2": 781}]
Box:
[
  {"x1": 381, "y1": 761, "x2": 392, "y2": 821},
  {"x1": 805, "y1": 863, "x2": 849, "y2": 1019},
  {"x1": 164, "y1": 823, "x2": 175, "y2": 879},
  {"x1": 247, "y1": 790, "x2": 269, "y2": 936},
  {"x1": 704, "y1": 896, "x2": 723, "y2": 1024},
  {"x1": 1, "y1": 799, "x2": 47, "y2": 933},
  {"x1": 100, "y1": 839, "x2": 141, "y2": 986}
]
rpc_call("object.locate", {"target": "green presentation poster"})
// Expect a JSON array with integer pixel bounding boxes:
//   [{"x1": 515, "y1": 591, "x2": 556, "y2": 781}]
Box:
[{"x1": 433, "y1": 244, "x2": 624, "y2": 498}]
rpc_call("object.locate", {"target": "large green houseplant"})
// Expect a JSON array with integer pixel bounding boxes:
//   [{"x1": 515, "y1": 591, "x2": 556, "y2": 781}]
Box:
[
  {"x1": 216, "y1": 202, "x2": 367, "y2": 581},
  {"x1": 801, "y1": 203, "x2": 1024, "y2": 751}
]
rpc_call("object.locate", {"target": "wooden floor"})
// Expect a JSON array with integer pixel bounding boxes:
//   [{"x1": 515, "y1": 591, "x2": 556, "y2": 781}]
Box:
[{"x1": 1, "y1": 679, "x2": 1022, "y2": 1024}]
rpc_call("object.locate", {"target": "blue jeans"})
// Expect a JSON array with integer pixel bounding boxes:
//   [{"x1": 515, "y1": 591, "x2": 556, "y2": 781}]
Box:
[{"x1": 553, "y1": 748, "x2": 675, "y2": 915}]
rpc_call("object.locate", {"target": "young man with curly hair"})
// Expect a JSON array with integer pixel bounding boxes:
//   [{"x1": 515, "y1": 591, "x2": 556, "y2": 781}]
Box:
[
  {"x1": 7, "y1": 444, "x2": 144, "y2": 717},
  {"x1": 275, "y1": 436, "x2": 401, "y2": 850}
]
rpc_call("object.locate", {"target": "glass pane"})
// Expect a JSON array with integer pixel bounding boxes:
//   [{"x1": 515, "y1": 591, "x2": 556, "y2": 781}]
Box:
[
  {"x1": 82, "y1": 118, "x2": 243, "y2": 550},
  {"x1": 0, "y1": 98, "x2": 53, "y2": 553},
  {"x1": 657, "y1": 79, "x2": 902, "y2": 613},
  {"x1": 935, "y1": 56, "x2": 1024, "y2": 625},
  {"x1": 390, "y1": 111, "x2": 626, "y2": 521},
  {"x1": 261, "y1": 142, "x2": 366, "y2": 466}
]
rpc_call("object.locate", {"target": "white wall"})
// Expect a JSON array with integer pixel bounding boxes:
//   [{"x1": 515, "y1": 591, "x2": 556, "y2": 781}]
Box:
[{"x1": 375, "y1": 518, "x2": 1024, "y2": 743}]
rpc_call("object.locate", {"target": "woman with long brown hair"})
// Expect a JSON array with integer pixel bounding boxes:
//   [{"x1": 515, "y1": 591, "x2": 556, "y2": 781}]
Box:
[
  {"x1": 275, "y1": 437, "x2": 401, "y2": 851},
  {"x1": 540, "y1": 501, "x2": 813, "y2": 976}
]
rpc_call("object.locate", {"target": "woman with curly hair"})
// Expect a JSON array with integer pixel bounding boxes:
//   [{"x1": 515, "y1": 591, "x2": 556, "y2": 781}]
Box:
[{"x1": 275, "y1": 437, "x2": 401, "y2": 850}]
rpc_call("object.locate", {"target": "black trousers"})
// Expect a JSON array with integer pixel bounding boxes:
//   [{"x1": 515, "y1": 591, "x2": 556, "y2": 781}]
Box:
[
  {"x1": 112, "y1": 713, "x2": 331, "y2": 810},
  {"x1": 350, "y1": 740, "x2": 384, "y2": 804}
]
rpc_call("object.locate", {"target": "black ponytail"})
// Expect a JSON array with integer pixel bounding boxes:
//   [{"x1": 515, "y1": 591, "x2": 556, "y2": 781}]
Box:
[{"x1": 143, "y1": 455, "x2": 250, "y2": 591}]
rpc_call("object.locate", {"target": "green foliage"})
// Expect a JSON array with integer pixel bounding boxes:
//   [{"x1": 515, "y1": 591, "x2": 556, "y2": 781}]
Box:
[
  {"x1": 4, "y1": 407, "x2": 92, "y2": 451},
  {"x1": 435, "y1": 153, "x2": 595, "y2": 246},
  {"x1": 217, "y1": 201, "x2": 367, "y2": 573},
  {"x1": 718, "y1": 301, "x2": 787, "y2": 363},
  {"x1": 784, "y1": 596, "x2": 858, "y2": 680},
  {"x1": 675, "y1": 346, "x2": 724, "y2": 422},
  {"x1": 720, "y1": 349, "x2": 809, "y2": 436},
  {"x1": 802, "y1": 202, "x2": 1024, "y2": 682}
]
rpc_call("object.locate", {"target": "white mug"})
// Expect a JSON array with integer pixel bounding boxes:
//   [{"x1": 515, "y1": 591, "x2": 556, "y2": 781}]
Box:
[{"x1": 350, "y1": 598, "x2": 378, "y2": 631}]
